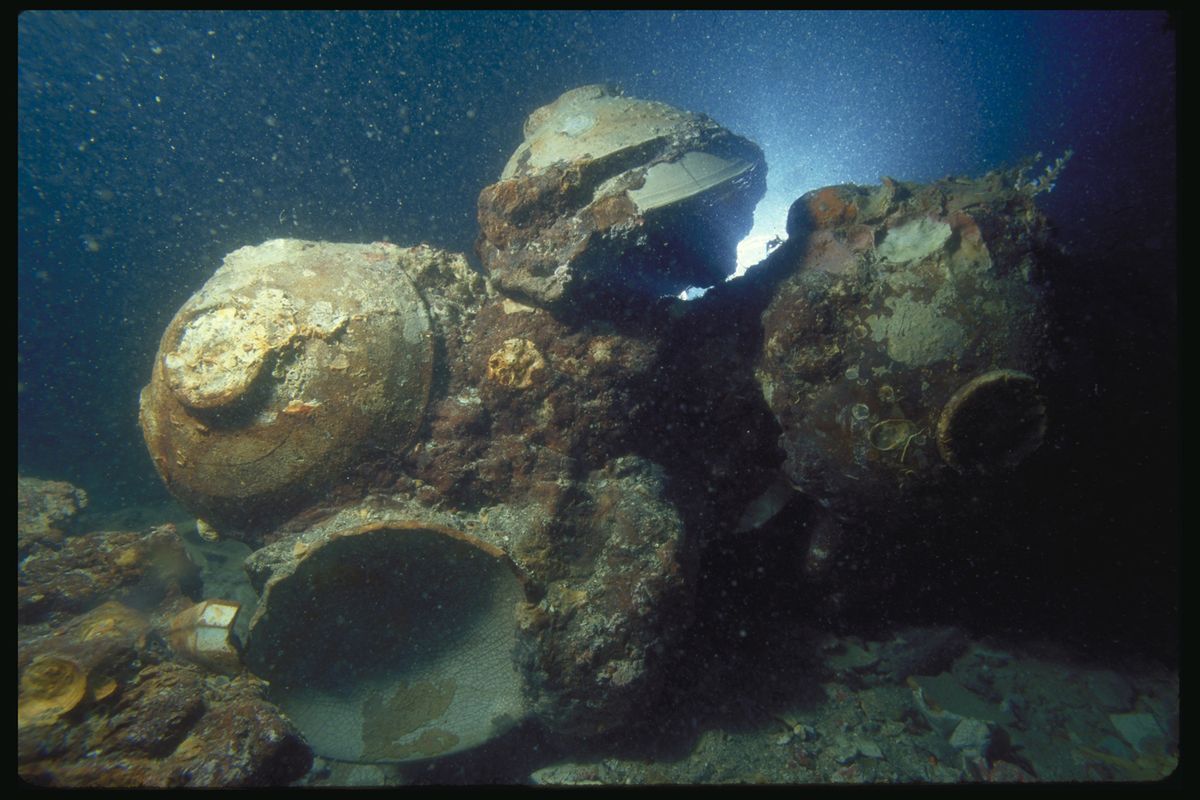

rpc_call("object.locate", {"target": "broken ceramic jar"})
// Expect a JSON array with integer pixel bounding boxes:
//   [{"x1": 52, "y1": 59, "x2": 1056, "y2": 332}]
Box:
[
  {"x1": 477, "y1": 83, "x2": 766, "y2": 312},
  {"x1": 240, "y1": 451, "x2": 689, "y2": 763},
  {"x1": 243, "y1": 516, "x2": 533, "y2": 762}
]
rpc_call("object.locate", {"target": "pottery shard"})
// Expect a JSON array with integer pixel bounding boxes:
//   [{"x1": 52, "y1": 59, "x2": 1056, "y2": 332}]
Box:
[{"x1": 477, "y1": 84, "x2": 766, "y2": 312}]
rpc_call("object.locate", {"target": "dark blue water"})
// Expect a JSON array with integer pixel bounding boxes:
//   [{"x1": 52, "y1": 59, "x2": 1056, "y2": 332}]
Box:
[{"x1": 18, "y1": 12, "x2": 1176, "y2": 658}]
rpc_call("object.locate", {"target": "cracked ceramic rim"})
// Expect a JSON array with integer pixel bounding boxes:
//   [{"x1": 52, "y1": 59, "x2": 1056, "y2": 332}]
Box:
[{"x1": 245, "y1": 521, "x2": 533, "y2": 763}]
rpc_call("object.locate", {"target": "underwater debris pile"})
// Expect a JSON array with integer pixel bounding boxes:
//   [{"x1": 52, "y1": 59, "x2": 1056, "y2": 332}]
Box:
[
  {"x1": 21, "y1": 86, "x2": 1089, "y2": 785},
  {"x1": 16, "y1": 508, "x2": 313, "y2": 787}
]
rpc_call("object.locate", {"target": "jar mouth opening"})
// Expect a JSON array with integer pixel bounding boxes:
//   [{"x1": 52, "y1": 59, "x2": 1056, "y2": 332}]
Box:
[
  {"x1": 245, "y1": 522, "x2": 531, "y2": 763},
  {"x1": 937, "y1": 369, "x2": 1047, "y2": 473}
]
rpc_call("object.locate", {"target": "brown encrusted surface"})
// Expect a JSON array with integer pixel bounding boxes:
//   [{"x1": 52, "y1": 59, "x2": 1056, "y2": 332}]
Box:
[
  {"x1": 18, "y1": 476, "x2": 89, "y2": 554},
  {"x1": 18, "y1": 525, "x2": 197, "y2": 625},
  {"x1": 404, "y1": 295, "x2": 665, "y2": 509},
  {"x1": 515, "y1": 457, "x2": 689, "y2": 736},
  {"x1": 18, "y1": 660, "x2": 312, "y2": 788}
]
